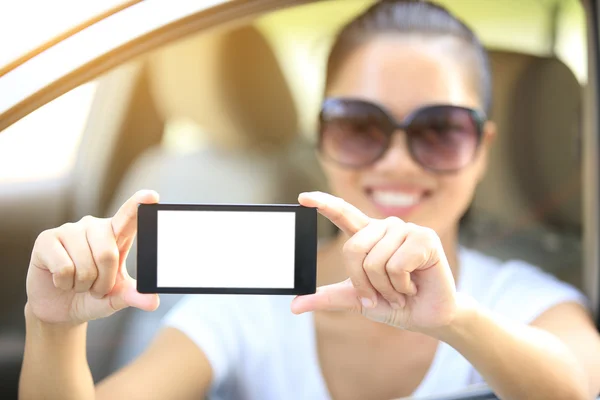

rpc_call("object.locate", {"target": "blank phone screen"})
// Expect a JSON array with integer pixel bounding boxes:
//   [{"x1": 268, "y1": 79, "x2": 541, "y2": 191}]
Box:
[{"x1": 156, "y1": 210, "x2": 296, "y2": 288}]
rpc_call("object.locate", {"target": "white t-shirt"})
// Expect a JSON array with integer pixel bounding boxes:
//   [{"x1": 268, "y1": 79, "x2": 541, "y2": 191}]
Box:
[{"x1": 162, "y1": 247, "x2": 589, "y2": 399}]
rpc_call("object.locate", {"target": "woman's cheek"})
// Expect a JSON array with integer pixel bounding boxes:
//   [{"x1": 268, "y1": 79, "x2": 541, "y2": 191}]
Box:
[
  {"x1": 324, "y1": 167, "x2": 363, "y2": 199},
  {"x1": 433, "y1": 176, "x2": 478, "y2": 224}
]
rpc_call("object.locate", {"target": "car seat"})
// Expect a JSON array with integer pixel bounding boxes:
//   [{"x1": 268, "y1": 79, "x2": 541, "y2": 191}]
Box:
[
  {"x1": 462, "y1": 51, "x2": 582, "y2": 288},
  {"x1": 85, "y1": 24, "x2": 329, "y2": 381}
]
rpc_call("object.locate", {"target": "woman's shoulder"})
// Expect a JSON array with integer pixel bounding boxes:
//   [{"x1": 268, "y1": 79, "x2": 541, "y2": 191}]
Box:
[
  {"x1": 459, "y1": 246, "x2": 589, "y2": 323},
  {"x1": 459, "y1": 245, "x2": 572, "y2": 287}
]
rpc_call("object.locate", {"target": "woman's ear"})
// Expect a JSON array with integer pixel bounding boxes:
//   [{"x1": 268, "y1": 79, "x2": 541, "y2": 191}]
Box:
[
  {"x1": 483, "y1": 120, "x2": 497, "y2": 145},
  {"x1": 475, "y1": 120, "x2": 497, "y2": 182}
]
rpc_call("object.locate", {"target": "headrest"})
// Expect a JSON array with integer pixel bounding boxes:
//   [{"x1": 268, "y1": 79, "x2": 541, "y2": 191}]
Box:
[
  {"x1": 509, "y1": 55, "x2": 581, "y2": 228},
  {"x1": 472, "y1": 51, "x2": 581, "y2": 230},
  {"x1": 147, "y1": 25, "x2": 297, "y2": 150}
]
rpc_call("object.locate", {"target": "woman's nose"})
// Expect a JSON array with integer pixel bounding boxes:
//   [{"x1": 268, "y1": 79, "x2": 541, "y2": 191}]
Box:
[{"x1": 371, "y1": 132, "x2": 423, "y2": 173}]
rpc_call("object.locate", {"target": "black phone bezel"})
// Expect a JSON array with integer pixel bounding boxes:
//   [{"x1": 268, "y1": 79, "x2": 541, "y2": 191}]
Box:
[{"x1": 137, "y1": 203, "x2": 317, "y2": 295}]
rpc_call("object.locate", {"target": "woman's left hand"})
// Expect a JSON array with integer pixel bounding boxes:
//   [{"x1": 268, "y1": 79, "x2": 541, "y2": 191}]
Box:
[{"x1": 292, "y1": 191, "x2": 458, "y2": 333}]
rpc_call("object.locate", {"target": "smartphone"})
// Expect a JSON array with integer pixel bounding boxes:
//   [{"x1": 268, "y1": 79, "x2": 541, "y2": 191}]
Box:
[{"x1": 136, "y1": 203, "x2": 317, "y2": 295}]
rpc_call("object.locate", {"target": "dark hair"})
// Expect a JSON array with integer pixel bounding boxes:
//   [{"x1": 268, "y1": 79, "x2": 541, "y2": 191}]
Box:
[{"x1": 325, "y1": 0, "x2": 492, "y2": 113}]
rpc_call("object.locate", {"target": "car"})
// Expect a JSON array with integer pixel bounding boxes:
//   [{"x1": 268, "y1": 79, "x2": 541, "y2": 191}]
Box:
[{"x1": 0, "y1": 0, "x2": 598, "y2": 398}]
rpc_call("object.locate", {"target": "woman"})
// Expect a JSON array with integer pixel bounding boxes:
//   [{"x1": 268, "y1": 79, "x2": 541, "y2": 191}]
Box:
[{"x1": 20, "y1": 1, "x2": 600, "y2": 399}]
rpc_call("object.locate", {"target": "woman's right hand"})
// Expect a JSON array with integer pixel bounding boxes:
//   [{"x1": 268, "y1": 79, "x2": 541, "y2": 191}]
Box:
[{"x1": 25, "y1": 190, "x2": 160, "y2": 325}]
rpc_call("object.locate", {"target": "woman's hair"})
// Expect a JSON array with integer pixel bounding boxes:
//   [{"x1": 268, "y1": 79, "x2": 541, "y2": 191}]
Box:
[{"x1": 325, "y1": 0, "x2": 492, "y2": 112}]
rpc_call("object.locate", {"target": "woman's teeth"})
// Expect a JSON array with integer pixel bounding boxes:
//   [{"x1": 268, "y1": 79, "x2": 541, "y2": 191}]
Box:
[{"x1": 371, "y1": 190, "x2": 421, "y2": 207}]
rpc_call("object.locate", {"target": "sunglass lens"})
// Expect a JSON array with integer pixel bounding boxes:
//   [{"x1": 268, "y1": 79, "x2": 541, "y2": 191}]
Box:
[
  {"x1": 408, "y1": 106, "x2": 481, "y2": 172},
  {"x1": 319, "y1": 100, "x2": 390, "y2": 167}
]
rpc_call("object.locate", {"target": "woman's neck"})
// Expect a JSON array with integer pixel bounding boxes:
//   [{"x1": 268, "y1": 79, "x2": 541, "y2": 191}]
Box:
[{"x1": 317, "y1": 225, "x2": 461, "y2": 288}]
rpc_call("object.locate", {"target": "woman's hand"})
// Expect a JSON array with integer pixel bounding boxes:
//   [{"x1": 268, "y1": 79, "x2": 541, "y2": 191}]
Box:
[
  {"x1": 292, "y1": 191, "x2": 458, "y2": 332},
  {"x1": 26, "y1": 190, "x2": 160, "y2": 325}
]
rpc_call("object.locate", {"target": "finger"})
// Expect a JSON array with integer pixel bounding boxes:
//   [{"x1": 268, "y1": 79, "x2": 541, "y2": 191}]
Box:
[
  {"x1": 291, "y1": 279, "x2": 360, "y2": 314},
  {"x1": 111, "y1": 190, "x2": 159, "y2": 252},
  {"x1": 391, "y1": 225, "x2": 440, "y2": 271},
  {"x1": 107, "y1": 275, "x2": 160, "y2": 312},
  {"x1": 363, "y1": 217, "x2": 410, "y2": 306},
  {"x1": 32, "y1": 230, "x2": 75, "y2": 291},
  {"x1": 342, "y1": 220, "x2": 387, "y2": 307},
  {"x1": 364, "y1": 261, "x2": 405, "y2": 308},
  {"x1": 79, "y1": 276, "x2": 160, "y2": 320},
  {"x1": 387, "y1": 266, "x2": 416, "y2": 296},
  {"x1": 58, "y1": 223, "x2": 98, "y2": 293},
  {"x1": 386, "y1": 226, "x2": 439, "y2": 294},
  {"x1": 87, "y1": 219, "x2": 120, "y2": 299},
  {"x1": 298, "y1": 192, "x2": 369, "y2": 236}
]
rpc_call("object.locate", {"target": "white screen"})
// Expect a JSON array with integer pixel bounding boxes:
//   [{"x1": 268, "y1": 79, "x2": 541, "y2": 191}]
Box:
[{"x1": 156, "y1": 210, "x2": 296, "y2": 288}]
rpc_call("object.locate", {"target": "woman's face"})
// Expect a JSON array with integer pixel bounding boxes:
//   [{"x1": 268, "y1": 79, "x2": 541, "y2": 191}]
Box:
[{"x1": 321, "y1": 36, "x2": 495, "y2": 238}]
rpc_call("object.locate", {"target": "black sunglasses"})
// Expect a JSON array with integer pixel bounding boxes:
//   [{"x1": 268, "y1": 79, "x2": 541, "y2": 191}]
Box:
[{"x1": 318, "y1": 98, "x2": 487, "y2": 173}]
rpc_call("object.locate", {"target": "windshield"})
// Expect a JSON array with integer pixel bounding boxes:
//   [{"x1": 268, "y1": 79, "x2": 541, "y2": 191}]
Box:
[{"x1": 0, "y1": 0, "x2": 136, "y2": 72}]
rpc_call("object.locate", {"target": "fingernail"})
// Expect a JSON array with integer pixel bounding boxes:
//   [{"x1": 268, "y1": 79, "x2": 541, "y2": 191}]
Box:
[{"x1": 360, "y1": 297, "x2": 375, "y2": 308}]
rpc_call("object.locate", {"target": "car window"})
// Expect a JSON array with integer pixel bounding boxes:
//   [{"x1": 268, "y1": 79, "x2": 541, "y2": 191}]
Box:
[
  {"x1": 0, "y1": 81, "x2": 97, "y2": 183},
  {"x1": 555, "y1": 0, "x2": 587, "y2": 83}
]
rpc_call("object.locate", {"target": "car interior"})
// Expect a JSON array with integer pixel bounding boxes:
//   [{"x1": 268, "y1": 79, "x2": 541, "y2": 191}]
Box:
[{"x1": 0, "y1": 0, "x2": 593, "y2": 398}]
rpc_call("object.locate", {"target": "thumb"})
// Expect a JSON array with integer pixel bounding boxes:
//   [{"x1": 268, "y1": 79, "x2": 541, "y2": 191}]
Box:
[
  {"x1": 291, "y1": 279, "x2": 361, "y2": 314},
  {"x1": 111, "y1": 189, "x2": 160, "y2": 253},
  {"x1": 107, "y1": 275, "x2": 160, "y2": 313}
]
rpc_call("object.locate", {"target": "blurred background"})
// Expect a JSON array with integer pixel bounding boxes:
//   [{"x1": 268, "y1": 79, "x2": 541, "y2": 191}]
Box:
[{"x1": 0, "y1": 0, "x2": 591, "y2": 398}]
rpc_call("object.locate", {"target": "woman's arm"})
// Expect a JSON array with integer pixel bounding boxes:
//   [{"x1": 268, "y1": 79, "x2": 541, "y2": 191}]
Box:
[
  {"x1": 96, "y1": 327, "x2": 212, "y2": 400},
  {"x1": 429, "y1": 297, "x2": 600, "y2": 400},
  {"x1": 20, "y1": 305, "x2": 212, "y2": 400},
  {"x1": 531, "y1": 303, "x2": 600, "y2": 398},
  {"x1": 20, "y1": 190, "x2": 213, "y2": 400},
  {"x1": 293, "y1": 191, "x2": 600, "y2": 400},
  {"x1": 20, "y1": 305, "x2": 94, "y2": 400}
]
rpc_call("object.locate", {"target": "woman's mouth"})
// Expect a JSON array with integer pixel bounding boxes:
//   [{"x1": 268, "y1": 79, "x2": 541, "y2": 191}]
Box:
[{"x1": 367, "y1": 188, "x2": 431, "y2": 218}]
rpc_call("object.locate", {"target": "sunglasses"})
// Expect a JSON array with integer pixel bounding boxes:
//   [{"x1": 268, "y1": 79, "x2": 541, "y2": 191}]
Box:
[{"x1": 317, "y1": 98, "x2": 487, "y2": 173}]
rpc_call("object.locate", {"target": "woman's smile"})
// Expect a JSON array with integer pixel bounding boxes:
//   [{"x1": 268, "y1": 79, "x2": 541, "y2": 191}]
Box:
[{"x1": 364, "y1": 185, "x2": 433, "y2": 218}]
